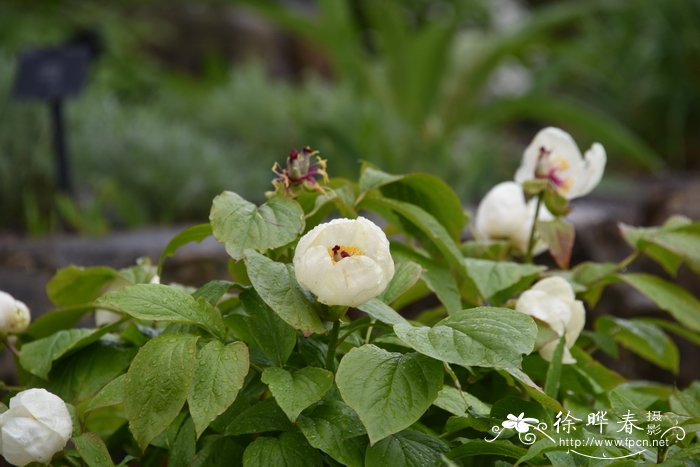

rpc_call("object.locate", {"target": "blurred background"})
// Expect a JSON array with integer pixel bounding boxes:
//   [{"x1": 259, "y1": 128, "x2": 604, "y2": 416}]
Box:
[
  {"x1": 1, "y1": 0, "x2": 699, "y2": 235},
  {"x1": 1, "y1": 0, "x2": 700, "y2": 384}
]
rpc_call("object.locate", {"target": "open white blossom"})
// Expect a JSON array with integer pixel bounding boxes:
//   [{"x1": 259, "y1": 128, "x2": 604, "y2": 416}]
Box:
[
  {"x1": 515, "y1": 127, "x2": 606, "y2": 199},
  {"x1": 516, "y1": 277, "x2": 585, "y2": 364},
  {"x1": 0, "y1": 291, "x2": 30, "y2": 335},
  {"x1": 293, "y1": 217, "x2": 394, "y2": 307},
  {"x1": 474, "y1": 182, "x2": 552, "y2": 255},
  {"x1": 95, "y1": 274, "x2": 160, "y2": 327},
  {"x1": 0, "y1": 388, "x2": 73, "y2": 466}
]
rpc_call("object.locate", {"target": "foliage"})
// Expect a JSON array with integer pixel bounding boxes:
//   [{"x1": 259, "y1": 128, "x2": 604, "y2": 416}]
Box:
[
  {"x1": 4, "y1": 149, "x2": 700, "y2": 465},
  {"x1": 5, "y1": 0, "x2": 700, "y2": 234}
]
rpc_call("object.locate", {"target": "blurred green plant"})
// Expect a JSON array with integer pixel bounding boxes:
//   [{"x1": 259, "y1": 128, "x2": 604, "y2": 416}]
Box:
[{"x1": 2, "y1": 0, "x2": 698, "y2": 235}]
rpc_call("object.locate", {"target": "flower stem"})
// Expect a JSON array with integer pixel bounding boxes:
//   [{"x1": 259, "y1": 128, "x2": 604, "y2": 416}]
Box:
[
  {"x1": 525, "y1": 193, "x2": 544, "y2": 263},
  {"x1": 325, "y1": 320, "x2": 341, "y2": 371},
  {"x1": 3, "y1": 338, "x2": 19, "y2": 358}
]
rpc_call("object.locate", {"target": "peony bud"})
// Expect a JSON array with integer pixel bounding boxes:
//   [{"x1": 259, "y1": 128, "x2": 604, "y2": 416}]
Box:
[
  {"x1": 0, "y1": 388, "x2": 73, "y2": 466},
  {"x1": 293, "y1": 217, "x2": 395, "y2": 307},
  {"x1": 0, "y1": 291, "x2": 30, "y2": 335},
  {"x1": 473, "y1": 182, "x2": 552, "y2": 255},
  {"x1": 515, "y1": 277, "x2": 585, "y2": 364}
]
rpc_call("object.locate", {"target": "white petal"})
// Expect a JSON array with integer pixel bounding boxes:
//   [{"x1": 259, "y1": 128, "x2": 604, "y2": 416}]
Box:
[
  {"x1": 515, "y1": 127, "x2": 582, "y2": 184},
  {"x1": 530, "y1": 277, "x2": 575, "y2": 303},
  {"x1": 474, "y1": 182, "x2": 530, "y2": 250},
  {"x1": 515, "y1": 421, "x2": 531, "y2": 433},
  {"x1": 317, "y1": 256, "x2": 387, "y2": 307},
  {"x1": 568, "y1": 142, "x2": 606, "y2": 198},
  {"x1": 539, "y1": 340, "x2": 576, "y2": 364},
  {"x1": 502, "y1": 420, "x2": 517, "y2": 429},
  {"x1": 564, "y1": 300, "x2": 586, "y2": 348},
  {"x1": 516, "y1": 290, "x2": 570, "y2": 336},
  {"x1": 1, "y1": 416, "x2": 67, "y2": 465},
  {"x1": 95, "y1": 309, "x2": 122, "y2": 327},
  {"x1": 11, "y1": 389, "x2": 73, "y2": 442}
]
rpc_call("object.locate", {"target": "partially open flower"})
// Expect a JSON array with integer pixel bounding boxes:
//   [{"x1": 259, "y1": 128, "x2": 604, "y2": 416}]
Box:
[
  {"x1": 515, "y1": 127, "x2": 606, "y2": 199},
  {"x1": 0, "y1": 291, "x2": 30, "y2": 335},
  {"x1": 293, "y1": 217, "x2": 394, "y2": 307},
  {"x1": 272, "y1": 146, "x2": 329, "y2": 194},
  {"x1": 515, "y1": 277, "x2": 585, "y2": 364},
  {"x1": 474, "y1": 182, "x2": 552, "y2": 255},
  {"x1": 0, "y1": 388, "x2": 73, "y2": 466}
]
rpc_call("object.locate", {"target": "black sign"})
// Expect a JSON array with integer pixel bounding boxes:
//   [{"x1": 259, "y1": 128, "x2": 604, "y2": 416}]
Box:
[{"x1": 13, "y1": 45, "x2": 90, "y2": 100}]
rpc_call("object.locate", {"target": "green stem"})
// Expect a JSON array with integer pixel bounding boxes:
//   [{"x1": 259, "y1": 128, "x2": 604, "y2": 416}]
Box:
[
  {"x1": 525, "y1": 193, "x2": 544, "y2": 263},
  {"x1": 325, "y1": 320, "x2": 341, "y2": 370},
  {"x1": 618, "y1": 251, "x2": 640, "y2": 270}
]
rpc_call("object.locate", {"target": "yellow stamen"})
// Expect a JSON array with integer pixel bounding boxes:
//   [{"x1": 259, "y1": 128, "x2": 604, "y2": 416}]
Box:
[{"x1": 328, "y1": 245, "x2": 364, "y2": 263}]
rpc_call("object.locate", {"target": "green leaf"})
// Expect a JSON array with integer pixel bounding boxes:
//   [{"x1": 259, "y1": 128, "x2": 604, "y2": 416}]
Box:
[
  {"x1": 394, "y1": 307, "x2": 537, "y2": 369},
  {"x1": 188, "y1": 341, "x2": 249, "y2": 438},
  {"x1": 20, "y1": 326, "x2": 117, "y2": 379},
  {"x1": 544, "y1": 334, "x2": 566, "y2": 398},
  {"x1": 379, "y1": 261, "x2": 423, "y2": 304},
  {"x1": 48, "y1": 343, "x2": 135, "y2": 403},
  {"x1": 191, "y1": 436, "x2": 243, "y2": 467},
  {"x1": 501, "y1": 367, "x2": 563, "y2": 412},
  {"x1": 433, "y1": 385, "x2": 491, "y2": 418},
  {"x1": 336, "y1": 345, "x2": 443, "y2": 444},
  {"x1": 375, "y1": 170, "x2": 466, "y2": 241},
  {"x1": 73, "y1": 432, "x2": 114, "y2": 467},
  {"x1": 26, "y1": 305, "x2": 95, "y2": 339},
  {"x1": 596, "y1": 316, "x2": 679, "y2": 373},
  {"x1": 84, "y1": 374, "x2": 125, "y2": 414},
  {"x1": 357, "y1": 299, "x2": 409, "y2": 326},
  {"x1": 297, "y1": 400, "x2": 367, "y2": 467},
  {"x1": 359, "y1": 166, "x2": 403, "y2": 193},
  {"x1": 365, "y1": 429, "x2": 447, "y2": 467},
  {"x1": 569, "y1": 347, "x2": 625, "y2": 393},
  {"x1": 391, "y1": 243, "x2": 462, "y2": 313},
  {"x1": 620, "y1": 273, "x2": 700, "y2": 332},
  {"x1": 447, "y1": 438, "x2": 527, "y2": 461},
  {"x1": 359, "y1": 195, "x2": 464, "y2": 275},
  {"x1": 191, "y1": 280, "x2": 236, "y2": 306},
  {"x1": 537, "y1": 218, "x2": 575, "y2": 270},
  {"x1": 158, "y1": 223, "x2": 213, "y2": 275},
  {"x1": 124, "y1": 334, "x2": 198, "y2": 450},
  {"x1": 244, "y1": 250, "x2": 325, "y2": 335},
  {"x1": 47, "y1": 266, "x2": 120, "y2": 306},
  {"x1": 210, "y1": 191, "x2": 304, "y2": 260},
  {"x1": 170, "y1": 416, "x2": 196, "y2": 467},
  {"x1": 229, "y1": 289, "x2": 297, "y2": 366},
  {"x1": 670, "y1": 382, "x2": 700, "y2": 417},
  {"x1": 221, "y1": 398, "x2": 292, "y2": 436},
  {"x1": 242, "y1": 431, "x2": 322, "y2": 467},
  {"x1": 261, "y1": 367, "x2": 334, "y2": 422},
  {"x1": 638, "y1": 317, "x2": 700, "y2": 346},
  {"x1": 96, "y1": 284, "x2": 226, "y2": 338},
  {"x1": 620, "y1": 219, "x2": 700, "y2": 275},
  {"x1": 464, "y1": 259, "x2": 544, "y2": 302}
]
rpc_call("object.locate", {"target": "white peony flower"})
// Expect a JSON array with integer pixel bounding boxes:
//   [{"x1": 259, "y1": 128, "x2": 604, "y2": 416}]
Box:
[
  {"x1": 0, "y1": 291, "x2": 30, "y2": 335},
  {"x1": 514, "y1": 127, "x2": 606, "y2": 199},
  {"x1": 293, "y1": 217, "x2": 395, "y2": 307},
  {"x1": 95, "y1": 274, "x2": 160, "y2": 327},
  {"x1": 0, "y1": 388, "x2": 73, "y2": 466},
  {"x1": 473, "y1": 182, "x2": 552, "y2": 255},
  {"x1": 515, "y1": 277, "x2": 585, "y2": 364}
]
